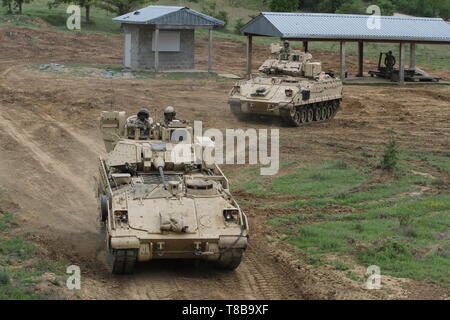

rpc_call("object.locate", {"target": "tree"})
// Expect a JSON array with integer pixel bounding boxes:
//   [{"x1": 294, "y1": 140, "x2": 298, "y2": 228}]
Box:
[
  {"x1": 201, "y1": 2, "x2": 228, "y2": 28},
  {"x1": 335, "y1": 0, "x2": 366, "y2": 14},
  {"x1": 48, "y1": 0, "x2": 95, "y2": 22},
  {"x1": 380, "y1": 133, "x2": 399, "y2": 171},
  {"x1": 316, "y1": 0, "x2": 345, "y2": 13},
  {"x1": 269, "y1": 0, "x2": 298, "y2": 12},
  {"x1": 97, "y1": 0, "x2": 147, "y2": 16},
  {"x1": 2, "y1": 0, "x2": 33, "y2": 14},
  {"x1": 374, "y1": 0, "x2": 396, "y2": 16}
]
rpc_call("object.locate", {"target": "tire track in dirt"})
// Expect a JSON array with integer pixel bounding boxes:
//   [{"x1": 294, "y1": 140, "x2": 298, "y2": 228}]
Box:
[
  {"x1": 0, "y1": 114, "x2": 94, "y2": 197},
  {"x1": 113, "y1": 244, "x2": 305, "y2": 300}
]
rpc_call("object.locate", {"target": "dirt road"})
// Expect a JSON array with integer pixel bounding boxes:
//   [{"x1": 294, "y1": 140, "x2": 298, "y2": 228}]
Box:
[{"x1": 0, "y1": 26, "x2": 448, "y2": 299}]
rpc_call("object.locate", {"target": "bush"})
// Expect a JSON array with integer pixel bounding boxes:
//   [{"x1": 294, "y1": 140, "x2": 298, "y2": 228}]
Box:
[
  {"x1": 234, "y1": 18, "x2": 246, "y2": 34},
  {"x1": 335, "y1": 0, "x2": 366, "y2": 14},
  {"x1": 0, "y1": 269, "x2": 10, "y2": 285},
  {"x1": 380, "y1": 134, "x2": 399, "y2": 171},
  {"x1": 215, "y1": 10, "x2": 229, "y2": 27},
  {"x1": 269, "y1": 0, "x2": 298, "y2": 12},
  {"x1": 201, "y1": 2, "x2": 228, "y2": 28}
]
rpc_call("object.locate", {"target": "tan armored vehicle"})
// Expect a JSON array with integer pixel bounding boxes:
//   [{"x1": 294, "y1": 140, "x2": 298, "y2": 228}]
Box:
[
  {"x1": 97, "y1": 111, "x2": 249, "y2": 274},
  {"x1": 228, "y1": 43, "x2": 343, "y2": 126}
]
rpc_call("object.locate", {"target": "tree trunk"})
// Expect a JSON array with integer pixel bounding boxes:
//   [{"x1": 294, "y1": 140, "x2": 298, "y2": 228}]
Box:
[
  {"x1": 18, "y1": 1, "x2": 23, "y2": 14},
  {"x1": 85, "y1": 5, "x2": 91, "y2": 23}
]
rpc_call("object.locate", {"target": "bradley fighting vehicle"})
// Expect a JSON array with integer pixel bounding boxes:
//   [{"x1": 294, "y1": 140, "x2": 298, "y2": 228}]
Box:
[
  {"x1": 228, "y1": 43, "x2": 343, "y2": 127},
  {"x1": 97, "y1": 111, "x2": 249, "y2": 274}
]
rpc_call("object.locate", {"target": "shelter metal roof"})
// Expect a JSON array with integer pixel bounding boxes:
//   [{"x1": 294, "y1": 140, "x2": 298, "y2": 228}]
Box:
[
  {"x1": 113, "y1": 5, "x2": 225, "y2": 27},
  {"x1": 241, "y1": 12, "x2": 450, "y2": 43}
]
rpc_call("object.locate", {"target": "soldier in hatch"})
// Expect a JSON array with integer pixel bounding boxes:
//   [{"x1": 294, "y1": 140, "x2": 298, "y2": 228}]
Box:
[
  {"x1": 279, "y1": 40, "x2": 291, "y2": 60},
  {"x1": 162, "y1": 106, "x2": 179, "y2": 125},
  {"x1": 126, "y1": 108, "x2": 153, "y2": 139}
]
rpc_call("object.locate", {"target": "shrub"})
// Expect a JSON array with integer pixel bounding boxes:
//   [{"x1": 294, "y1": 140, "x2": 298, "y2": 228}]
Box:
[
  {"x1": 0, "y1": 269, "x2": 10, "y2": 285},
  {"x1": 269, "y1": 0, "x2": 298, "y2": 12},
  {"x1": 234, "y1": 18, "x2": 245, "y2": 34},
  {"x1": 380, "y1": 134, "x2": 399, "y2": 171},
  {"x1": 201, "y1": 2, "x2": 228, "y2": 28}
]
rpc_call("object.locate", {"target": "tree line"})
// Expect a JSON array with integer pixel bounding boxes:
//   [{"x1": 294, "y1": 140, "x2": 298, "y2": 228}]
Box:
[
  {"x1": 2, "y1": 0, "x2": 449, "y2": 23},
  {"x1": 1, "y1": 0, "x2": 152, "y2": 21},
  {"x1": 269, "y1": 0, "x2": 450, "y2": 19}
]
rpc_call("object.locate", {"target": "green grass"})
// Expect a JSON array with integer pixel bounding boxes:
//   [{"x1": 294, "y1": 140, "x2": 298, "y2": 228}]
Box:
[
  {"x1": 0, "y1": 212, "x2": 65, "y2": 299},
  {"x1": 264, "y1": 154, "x2": 450, "y2": 287},
  {"x1": 233, "y1": 160, "x2": 368, "y2": 197},
  {"x1": 287, "y1": 173, "x2": 431, "y2": 210},
  {"x1": 0, "y1": 212, "x2": 16, "y2": 231},
  {"x1": 402, "y1": 150, "x2": 450, "y2": 172},
  {"x1": 280, "y1": 197, "x2": 450, "y2": 286},
  {"x1": 346, "y1": 271, "x2": 363, "y2": 282},
  {"x1": 356, "y1": 240, "x2": 450, "y2": 284},
  {"x1": 272, "y1": 161, "x2": 368, "y2": 197},
  {"x1": 0, "y1": 237, "x2": 36, "y2": 261}
]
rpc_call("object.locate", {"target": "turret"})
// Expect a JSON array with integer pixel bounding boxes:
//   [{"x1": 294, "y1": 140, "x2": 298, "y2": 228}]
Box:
[
  {"x1": 258, "y1": 43, "x2": 323, "y2": 78},
  {"x1": 100, "y1": 111, "x2": 217, "y2": 174}
]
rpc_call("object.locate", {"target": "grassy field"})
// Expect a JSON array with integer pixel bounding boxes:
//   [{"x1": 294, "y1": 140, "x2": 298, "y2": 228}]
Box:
[
  {"x1": 0, "y1": 212, "x2": 67, "y2": 299},
  {"x1": 234, "y1": 143, "x2": 450, "y2": 288}
]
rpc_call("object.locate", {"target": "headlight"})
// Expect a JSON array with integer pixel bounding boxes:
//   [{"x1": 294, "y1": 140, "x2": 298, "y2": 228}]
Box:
[
  {"x1": 223, "y1": 209, "x2": 239, "y2": 222},
  {"x1": 114, "y1": 210, "x2": 128, "y2": 222}
]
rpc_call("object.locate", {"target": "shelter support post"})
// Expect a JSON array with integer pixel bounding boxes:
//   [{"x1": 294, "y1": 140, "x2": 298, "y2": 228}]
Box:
[
  {"x1": 409, "y1": 43, "x2": 416, "y2": 70},
  {"x1": 246, "y1": 35, "x2": 253, "y2": 78},
  {"x1": 154, "y1": 27, "x2": 159, "y2": 72},
  {"x1": 208, "y1": 29, "x2": 213, "y2": 72},
  {"x1": 303, "y1": 41, "x2": 308, "y2": 53},
  {"x1": 399, "y1": 42, "x2": 405, "y2": 85},
  {"x1": 340, "y1": 41, "x2": 346, "y2": 80},
  {"x1": 357, "y1": 41, "x2": 364, "y2": 77}
]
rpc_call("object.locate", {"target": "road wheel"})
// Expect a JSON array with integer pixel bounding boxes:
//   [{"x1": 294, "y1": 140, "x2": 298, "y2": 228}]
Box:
[
  {"x1": 288, "y1": 108, "x2": 302, "y2": 127},
  {"x1": 107, "y1": 249, "x2": 137, "y2": 275},
  {"x1": 314, "y1": 104, "x2": 321, "y2": 121},
  {"x1": 100, "y1": 195, "x2": 109, "y2": 222},
  {"x1": 300, "y1": 109, "x2": 307, "y2": 123},
  {"x1": 306, "y1": 107, "x2": 314, "y2": 123},
  {"x1": 321, "y1": 103, "x2": 328, "y2": 120},
  {"x1": 216, "y1": 248, "x2": 244, "y2": 271},
  {"x1": 230, "y1": 105, "x2": 250, "y2": 121}
]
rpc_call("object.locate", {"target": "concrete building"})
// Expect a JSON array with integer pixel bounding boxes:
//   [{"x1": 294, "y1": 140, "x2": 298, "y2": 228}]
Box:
[{"x1": 113, "y1": 5, "x2": 225, "y2": 71}]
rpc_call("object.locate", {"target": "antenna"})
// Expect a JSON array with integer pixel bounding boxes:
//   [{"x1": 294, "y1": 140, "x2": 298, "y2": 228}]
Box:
[{"x1": 109, "y1": 74, "x2": 116, "y2": 109}]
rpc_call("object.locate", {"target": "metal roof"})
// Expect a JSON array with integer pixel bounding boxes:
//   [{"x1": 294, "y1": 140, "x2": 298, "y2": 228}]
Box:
[
  {"x1": 113, "y1": 5, "x2": 225, "y2": 27},
  {"x1": 241, "y1": 12, "x2": 450, "y2": 43}
]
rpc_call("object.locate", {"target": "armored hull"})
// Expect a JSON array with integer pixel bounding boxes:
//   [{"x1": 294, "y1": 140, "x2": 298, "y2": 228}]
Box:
[
  {"x1": 97, "y1": 111, "x2": 249, "y2": 274},
  {"x1": 228, "y1": 47, "x2": 343, "y2": 127}
]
